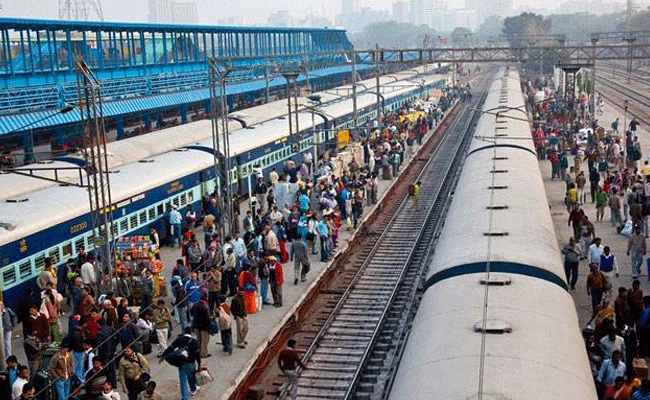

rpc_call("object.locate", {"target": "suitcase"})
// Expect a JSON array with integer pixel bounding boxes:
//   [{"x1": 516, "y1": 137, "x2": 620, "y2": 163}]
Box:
[{"x1": 33, "y1": 370, "x2": 54, "y2": 400}]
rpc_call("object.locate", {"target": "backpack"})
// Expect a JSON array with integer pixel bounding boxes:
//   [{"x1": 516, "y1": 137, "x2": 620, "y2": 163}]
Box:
[
  {"x1": 164, "y1": 345, "x2": 189, "y2": 367},
  {"x1": 598, "y1": 160, "x2": 608, "y2": 172}
]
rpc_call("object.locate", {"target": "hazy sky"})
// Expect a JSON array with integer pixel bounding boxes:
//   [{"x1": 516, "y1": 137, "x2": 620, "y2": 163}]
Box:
[{"x1": 0, "y1": 0, "x2": 635, "y2": 24}]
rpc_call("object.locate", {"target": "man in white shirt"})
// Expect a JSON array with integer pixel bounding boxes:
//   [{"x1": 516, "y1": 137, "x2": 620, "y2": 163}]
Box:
[
  {"x1": 269, "y1": 168, "x2": 279, "y2": 185},
  {"x1": 12, "y1": 365, "x2": 29, "y2": 400},
  {"x1": 81, "y1": 254, "x2": 97, "y2": 296},
  {"x1": 231, "y1": 232, "x2": 247, "y2": 259},
  {"x1": 588, "y1": 238, "x2": 604, "y2": 268},
  {"x1": 600, "y1": 329, "x2": 626, "y2": 363}
]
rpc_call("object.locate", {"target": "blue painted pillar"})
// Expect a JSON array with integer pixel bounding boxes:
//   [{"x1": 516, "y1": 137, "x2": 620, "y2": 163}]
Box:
[
  {"x1": 180, "y1": 104, "x2": 188, "y2": 124},
  {"x1": 23, "y1": 132, "x2": 34, "y2": 164},
  {"x1": 56, "y1": 131, "x2": 67, "y2": 148},
  {"x1": 116, "y1": 115, "x2": 124, "y2": 140}
]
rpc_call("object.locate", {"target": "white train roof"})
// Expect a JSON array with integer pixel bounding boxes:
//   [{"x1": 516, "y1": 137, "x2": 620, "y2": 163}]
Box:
[
  {"x1": 389, "y1": 276, "x2": 596, "y2": 400},
  {"x1": 0, "y1": 148, "x2": 215, "y2": 245},
  {"x1": 389, "y1": 68, "x2": 596, "y2": 400},
  {"x1": 0, "y1": 68, "x2": 446, "y2": 245},
  {"x1": 0, "y1": 66, "x2": 440, "y2": 201}
]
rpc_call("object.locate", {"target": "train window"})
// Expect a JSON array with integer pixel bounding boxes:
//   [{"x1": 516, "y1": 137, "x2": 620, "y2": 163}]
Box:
[
  {"x1": 120, "y1": 219, "x2": 128, "y2": 233},
  {"x1": 3, "y1": 265, "x2": 16, "y2": 284},
  {"x1": 48, "y1": 250, "x2": 59, "y2": 265},
  {"x1": 180, "y1": 194, "x2": 187, "y2": 206},
  {"x1": 75, "y1": 237, "x2": 85, "y2": 253},
  {"x1": 111, "y1": 224, "x2": 118, "y2": 237},
  {"x1": 129, "y1": 215, "x2": 138, "y2": 230},
  {"x1": 62, "y1": 242, "x2": 73, "y2": 258},
  {"x1": 86, "y1": 234, "x2": 95, "y2": 251},
  {"x1": 35, "y1": 254, "x2": 46, "y2": 271},
  {"x1": 149, "y1": 208, "x2": 156, "y2": 221},
  {"x1": 187, "y1": 191, "x2": 194, "y2": 203},
  {"x1": 158, "y1": 204, "x2": 165, "y2": 215},
  {"x1": 19, "y1": 260, "x2": 32, "y2": 278},
  {"x1": 139, "y1": 211, "x2": 147, "y2": 225},
  {"x1": 173, "y1": 197, "x2": 180, "y2": 208}
]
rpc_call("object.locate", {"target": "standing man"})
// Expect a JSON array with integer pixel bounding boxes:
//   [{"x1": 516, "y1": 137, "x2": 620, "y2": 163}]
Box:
[
  {"x1": 184, "y1": 272, "x2": 202, "y2": 321},
  {"x1": 561, "y1": 237, "x2": 581, "y2": 290},
  {"x1": 290, "y1": 235, "x2": 309, "y2": 285},
  {"x1": 47, "y1": 343, "x2": 74, "y2": 400},
  {"x1": 277, "y1": 339, "x2": 307, "y2": 400},
  {"x1": 189, "y1": 294, "x2": 211, "y2": 358},
  {"x1": 162, "y1": 327, "x2": 201, "y2": 400},
  {"x1": 587, "y1": 264, "x2": 609, "y2": 315},
  {"x1": 81, "y1": 254, "x2": 97, "y2": 297},
  {"x1": 11, "y1": 366, "x2": 29, "y2": 400},
  {"x1": 231, "y1": 289, "x2": 248, "y2": 349},
  {"x1": 118, "y1": 346, "x2": 149, "y2": 400},
  {"x1": 169, "y1": 206, "x2": 183, "y2": 248},
  {"x1": 152, "y1": 300, "x2": 173, "y2": 357},
  {"x1": 254, "y1": 177, "x2": 267, "y2": 214},
  {"x1": 0, "y1": 300, "x2": 17, "y2": 357},
  {"x1": 628, "y1": 226, "x2": 647, "y2": 279}
]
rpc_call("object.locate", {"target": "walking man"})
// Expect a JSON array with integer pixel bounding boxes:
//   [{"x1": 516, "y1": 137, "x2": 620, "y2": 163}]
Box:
[
  {"x1": 162, "y1": 327, "x2": 201, "y2": 400},
  {"x1": 290, "y1": 235, "x2": 309, "y2": 285},
  {"x1": 561, "y1": 237, "x2": 581, "y2": 290},
  {"x1": 152, "y1": 300, "x2": 172, "y2": 356},
  {"x1": 278, "y1": 339, "x2": 308, "y2": 400},
  {"x1": 48, "y1": 343, "x2": 74, "y2": 400},
  {"x1": 628, "y1": 226, "x2": 647, "y2": 279},
  {"x1": 231, "y1": 289, "x2": 248, "y2": 349}
]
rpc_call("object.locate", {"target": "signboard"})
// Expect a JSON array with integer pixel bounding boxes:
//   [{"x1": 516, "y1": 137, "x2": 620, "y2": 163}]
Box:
[{"x1": 337, "y1": 130, "x2": 350, "y2": 149}]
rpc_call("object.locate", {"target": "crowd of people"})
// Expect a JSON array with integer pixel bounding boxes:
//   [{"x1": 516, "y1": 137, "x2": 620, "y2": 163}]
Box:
[
  {"x1": 0, "y1": 87, "x2": 459, "y2": 400},
  {"x1": 525, "y1": 75, "x2": 650, "y2": 400}
]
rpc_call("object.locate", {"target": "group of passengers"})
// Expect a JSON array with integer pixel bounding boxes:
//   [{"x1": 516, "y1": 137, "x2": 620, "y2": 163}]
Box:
[
  {"x1": 523, "y1": 74, "x2": 650, "y2": 400},
  {"x1": 0, "y1": 92, "x2": 456, "y2": 400}
]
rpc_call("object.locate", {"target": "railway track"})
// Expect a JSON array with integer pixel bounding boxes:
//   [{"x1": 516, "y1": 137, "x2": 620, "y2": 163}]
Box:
[
  {"x1": 272, "y1": 73, "x2": 493, "y2": 400},
  {"x1": 596, "y1": 74, "x2": 650, "y2": 127}
]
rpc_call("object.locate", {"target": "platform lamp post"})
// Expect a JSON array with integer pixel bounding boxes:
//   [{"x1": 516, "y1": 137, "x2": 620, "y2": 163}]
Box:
[
  {"x1": 208, "y1": 58, "x2": 234, "y2": 237},
  {"x1": 307, "y1": 94, "x2": 322, "y2": 183},
  {"x1": 623, "y1": 99, "x2": 629, "y2": 169},
  {"x1": 282, "y1": 69, "x2": 301, "y2": 156}
]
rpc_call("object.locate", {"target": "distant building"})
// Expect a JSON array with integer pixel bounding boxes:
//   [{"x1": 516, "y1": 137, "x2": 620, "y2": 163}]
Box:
[
  {"x1": 465, "y1": 0, "x2": 513, "y2": 25},
  {"x1": 454, "y1": 9, "x2": 478, "y2": 31},
  {"x1": 148, "y1": 0, "x2": 171, "y2": 23},
  {"x1": 341, "y1": 0, "x2": 360, "y2": 16},
  {"x1": 268, "y1": 10, "x2": 293, "y2": 26},
  {"x1": 409, "y1": 0, "x2": 432, "y2": 27},
  {"x1": 171, "y1": 1, "x2": 198, "y2": 24},
  {"x1": 393, "y1": 1, "x2": 408, "y2": 23}
]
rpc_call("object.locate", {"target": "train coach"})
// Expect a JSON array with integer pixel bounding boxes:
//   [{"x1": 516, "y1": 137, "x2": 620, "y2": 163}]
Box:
[
  {"x1": 388, "y1": 68, "x2": 597, "y2": 399},
  {"x1": 0, "y1": 69, "x2": 449, "y2": 310}
]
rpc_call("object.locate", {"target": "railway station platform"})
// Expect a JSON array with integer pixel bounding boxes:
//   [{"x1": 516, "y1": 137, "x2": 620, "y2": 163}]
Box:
[
  {"x1": 148, "y1": 115, "x2": 450, "y2": 400},
  {"x1": 543, "y1": 93, "x2": 650, "y2": 327},
  {"x1": 3, "y1": 98, "x2": 455, "y2": 400}
]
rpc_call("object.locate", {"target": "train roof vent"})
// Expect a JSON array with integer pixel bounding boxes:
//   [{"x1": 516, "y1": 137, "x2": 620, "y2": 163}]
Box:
[
  {"x1": 37, "y1": 159, "x2": 54, "y2": 164},
  {"x1": 174, "y1": 148, "x2": 189, "y2": 152},
  {"x1": 480, "y1": 274, "x2": 512, "y2": 286},
  {"x1": 138, "y1": 159, "x2": 155, "y2": 163},
  {"x1": 108, "y1": 170, "x2": 120, "y2": 174},
  {"x1": 488, "y1": 185, "x2": 508, "y2": 190},
  {"x1": 492, "y1": 157, "x2": 508, "y2": 160},
  {"x1": 5, "y1": 197, "x2": 28, "y2": 203},
  {"x1": 0, "y1": 222, "x2": 16, "y2": 230},
  {"x1": 474, "y1": 319, "x2": 512, "y2": 334},
  {"x1": 245, "y1": 126, "x2": 256, "y2": 129},
  {"x1": 490, "y1": 169, "x2": 508, "y2": 173},
  {"x1": 483, "y1": 231, "x2": 509, "y2": 237},
  {"x1": 486, "y1": 205, "x2": 508, "y2": 210}
]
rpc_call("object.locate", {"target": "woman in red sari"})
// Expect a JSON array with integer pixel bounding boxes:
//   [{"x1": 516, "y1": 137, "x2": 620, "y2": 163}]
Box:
[{"x1": 238, "y1": 264, "x2": 257, "y2": 314}]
